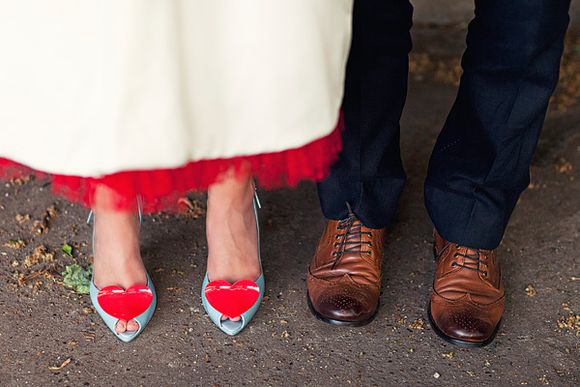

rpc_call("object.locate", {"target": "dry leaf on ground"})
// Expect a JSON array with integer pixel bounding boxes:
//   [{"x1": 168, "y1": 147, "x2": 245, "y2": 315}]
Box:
[
  {"x1": 48, "y1": 358, "x2": 71, "y2": 372},
  {"x1": 3, "y1": 239, "x2": 26, "y2": 249},
  {"x1": 23, "y1": 246, "x2": 54, "y2": 268}
]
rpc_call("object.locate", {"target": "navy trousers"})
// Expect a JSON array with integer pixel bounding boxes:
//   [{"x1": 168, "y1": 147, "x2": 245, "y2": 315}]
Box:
[{"x1": 318, "y1": 0, "x2": 571, "y2": 249}]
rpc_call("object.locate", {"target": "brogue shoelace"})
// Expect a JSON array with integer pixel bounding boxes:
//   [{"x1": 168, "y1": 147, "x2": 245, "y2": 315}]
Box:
[
  {"x1": 451, "y1": 247, "x2": 488, "y2": 276},
  {"x1": 331, "y1": 209, "x2": 372, "y2": 270}
]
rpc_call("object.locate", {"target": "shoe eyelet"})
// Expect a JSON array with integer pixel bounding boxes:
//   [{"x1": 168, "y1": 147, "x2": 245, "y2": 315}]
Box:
[
  {"x1": 451, "y1": 262, "x2": 459, "y2": 267},
  {"x1": 482, "y1": 271, "x2": 488, "y2": 277}
]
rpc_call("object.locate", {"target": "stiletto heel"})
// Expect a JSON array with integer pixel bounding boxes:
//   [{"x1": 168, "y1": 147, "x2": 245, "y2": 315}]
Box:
[
  {"x1": 87, "y1": 207, "x2": 157, "y2": 343},
  {"x1": 201, "y1": 191, "x2": 265, "y2": 336}
]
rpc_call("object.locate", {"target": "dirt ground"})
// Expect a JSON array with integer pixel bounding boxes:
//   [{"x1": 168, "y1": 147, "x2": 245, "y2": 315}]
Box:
[{"x1": 0, "y1": 25, "x2": 578, "y2": 387}]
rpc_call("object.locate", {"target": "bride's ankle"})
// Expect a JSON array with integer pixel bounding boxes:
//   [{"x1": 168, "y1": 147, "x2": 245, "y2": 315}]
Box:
[
  {"x1": 207, "y1": 169, "x2": 254, "y2": 207},
  {"x1": 91, "y1": 208, "x2": 144, "y2": 289},
  {"x1": 93, "y1": 210, "x2": 140, "y2": 250}
]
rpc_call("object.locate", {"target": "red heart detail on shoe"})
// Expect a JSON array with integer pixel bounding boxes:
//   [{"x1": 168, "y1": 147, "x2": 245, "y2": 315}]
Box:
[
  {"x1": 204, "y1": 280, "x2": 260, "y2": 319},
  {"x1": 97, "y1": 285, "x2": 153, "y2": 321}
]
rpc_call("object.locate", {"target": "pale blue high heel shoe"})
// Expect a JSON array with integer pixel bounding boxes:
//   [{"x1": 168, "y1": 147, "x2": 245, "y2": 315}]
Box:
[
  {"x1": 89, "y1": 273, "x2": 157, "y2": 343},
  {"x1": 201, "y1": 192, "x2": 265, "y2": 336},
  {"x1": 87, "y1": 208, "x2": 157, "y2": 343}
]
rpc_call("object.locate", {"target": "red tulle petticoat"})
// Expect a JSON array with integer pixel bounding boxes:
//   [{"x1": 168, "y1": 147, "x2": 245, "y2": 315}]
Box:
[{"x1": 0, "y1": 119, "x2": 343, "y2": 212}]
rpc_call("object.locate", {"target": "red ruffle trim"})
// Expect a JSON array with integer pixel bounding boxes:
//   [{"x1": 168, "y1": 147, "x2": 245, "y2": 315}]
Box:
[{"x1": 0, "y1": 117, "x2": 343, "y2": 212}]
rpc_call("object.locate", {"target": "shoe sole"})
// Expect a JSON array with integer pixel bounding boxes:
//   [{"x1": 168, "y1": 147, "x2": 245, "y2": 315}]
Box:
[{"x1": 306, "y1": 292, "x2": 378, "y2": 327}]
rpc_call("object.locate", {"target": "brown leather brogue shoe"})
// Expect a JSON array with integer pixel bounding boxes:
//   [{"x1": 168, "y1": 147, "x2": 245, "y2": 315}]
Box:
[
  {"x1": 307, "y1": 211, "x2": 385, "y2": 326},
  {"x1": 428, "y1": 230, "x2": 505, "y2": 347}
]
